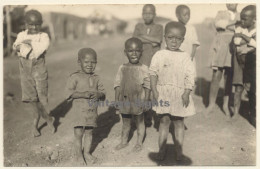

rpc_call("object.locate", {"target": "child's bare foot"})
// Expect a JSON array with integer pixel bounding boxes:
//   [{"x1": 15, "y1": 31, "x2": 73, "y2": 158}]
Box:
[
  {"x1": 75, "y1": 156, "x2": 86, "y2": 166},
  {"x1": 132, "y1": 144, "x2": 142, "y2": 153},
  {"x1": 156, "y1": 151, "x2": 166, "y2": 161},
  {"x1": 223, "y1": 105, "x2": 231, "y2": 118},
  {"x1": 176, "y1": 153, "x2": 183, "y2": 161},
  {"x1": 205, "y1": 104, "x2": 215, "y2": 114},
  {"x1": 47, "y1": 116, "x2": 55, "y2": 133},
  {"x1": 32, "y1": 128, "x2": 41, "y2": 137},
  {"x1": 84, "y1": 153, "x2": 97, "y2": 164},
  {"x1": 115, "y1": 143, "x2": 128, "y2": 150}
]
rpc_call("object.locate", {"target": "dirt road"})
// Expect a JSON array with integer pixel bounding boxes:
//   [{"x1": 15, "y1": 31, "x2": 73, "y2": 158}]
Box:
[{"x1": 3, "y1": 34, "x2": 256, "y2": 166}]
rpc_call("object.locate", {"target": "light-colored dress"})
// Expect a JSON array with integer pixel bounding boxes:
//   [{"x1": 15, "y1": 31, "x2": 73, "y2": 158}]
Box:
[
  {"x1": 209, "y1": 10, "x2": 240, "y2": 68},
  {"x1": 65, "y1": 71, "x2": 105, "y2": 127},
  {"x1": 149, "y1": 49, "x2": 195, "y2": 117},
  {"x1": 114, "y1": 63, "x2": 150, "y2": 115},
  {"x1": 133, "y1": 23, "x2": 163, "y2": 66}
]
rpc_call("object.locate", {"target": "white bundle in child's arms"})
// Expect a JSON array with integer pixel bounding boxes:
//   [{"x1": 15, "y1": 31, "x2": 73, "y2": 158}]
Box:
[
  {"x1": 18, "y1": 43, "x2": 32, "y2": 58},
  {"x1": 214, "y1": 10, "x2": 231, "y2": 29}
]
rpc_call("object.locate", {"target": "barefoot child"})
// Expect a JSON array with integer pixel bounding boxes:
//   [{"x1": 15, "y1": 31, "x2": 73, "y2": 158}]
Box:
[
  {"x1": 114, "y1": 37, "x2": 150, "y2": 152},
  {"x1": 13, "y1": 10, "x2": 55, "y2": 137},
  {"x1": 205, "y1": 4, "x2": 240, "y2": 117},
  {"x1": 176, "y1": 5, "x2": 200, "y2": 76},
  {"x1": 65, "y1": 48, "x2": 105, "y2": 165},
  {"x1": 150, "y1": 21, "x2": 195, "y2": 161},
  {"x1": 232, "y1": 5, "x2": 256, "y2": 124},
  {"x1": 133, "y1": 4, "x2": 163, "y2": 67}
]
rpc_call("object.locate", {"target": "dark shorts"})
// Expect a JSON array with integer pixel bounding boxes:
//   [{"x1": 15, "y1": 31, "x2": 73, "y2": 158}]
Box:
[
  {"x1": 157, "y1": 113, "x2": 184, "y2": 121},
  {"x1": 19, "y1": 57, "x2": 48, "y2": 103}
]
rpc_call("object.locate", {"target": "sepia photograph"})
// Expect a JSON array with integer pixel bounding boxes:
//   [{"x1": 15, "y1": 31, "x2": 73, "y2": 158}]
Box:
[{"x1": 1, "y1": 1, "x2": 257, "y2": 167}]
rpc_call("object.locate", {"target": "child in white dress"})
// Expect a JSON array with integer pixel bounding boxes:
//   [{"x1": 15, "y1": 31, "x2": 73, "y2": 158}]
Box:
[{"x1": 150, "y1": 21, "x2": 195, "y2": 161}]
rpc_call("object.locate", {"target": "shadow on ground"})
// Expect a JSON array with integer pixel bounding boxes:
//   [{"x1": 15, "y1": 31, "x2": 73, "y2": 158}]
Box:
[
  {"x1": 90, "y1": 106, "x2": 120, "y2": 153},
  {"x1": 50, "y1": 99, "x2": 73, "y2": 132}
]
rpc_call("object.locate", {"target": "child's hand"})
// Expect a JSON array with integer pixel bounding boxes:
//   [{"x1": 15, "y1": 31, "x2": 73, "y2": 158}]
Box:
[
  {"x1": 182, "y1": 91, "x2": 190, "y2": 108},
  {"x1": 22, "y1": 39, "x2": 32, "y2": 45},
  {"x1": 84, "y1": 91, "x2": 94, "y2": 99}
]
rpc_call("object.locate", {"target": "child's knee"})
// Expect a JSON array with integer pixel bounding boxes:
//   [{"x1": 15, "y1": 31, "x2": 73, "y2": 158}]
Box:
[
  {"x1": 74, "y1": 127, "x2": 84, "y2": 138},
  {"x1": 160, "y1": 115, "x2": 171, "y2": 126},
  {"x1": 173, "y1": 118, "x2": 184, "y2": 128}
]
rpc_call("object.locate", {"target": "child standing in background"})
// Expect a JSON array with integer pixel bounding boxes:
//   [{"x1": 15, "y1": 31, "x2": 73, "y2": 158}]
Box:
[
  {"x1": 114, "y1": 38, "x2": 150, "y2": 152},
  {"x1": 150, "y1": 21, "x2": 195, "y2": 161},
  {"x1": 176, "y1": 5, "x2": 200, "y2": 77},
  {"x1": 232, "y1": 5, "x2": 256, "y2": 125},
  {"x1": 13, "y1": 10, "x2": 55, "y2": 137},
  {"x1": 206, "y1": 4, "x2": 240, "y2": 117},
  {"x1": 133, "y1": 4, "x2": 163, "y2": 126},
  {"x1": 133, "y1": 4, "x2": 163, "y2": 67},
  {"x1": 65, "y1": 48, "x2": 106, "y2": 165}
]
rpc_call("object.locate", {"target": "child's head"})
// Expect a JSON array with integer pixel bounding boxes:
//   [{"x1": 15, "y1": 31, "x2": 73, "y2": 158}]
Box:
[
  {"x1": 142, "y1": 4, "x2": 156, "y2": 25},
  {"x1": 164, "y1": 21, "x2": 186, "y2": 51},
  {"x1": 240, "y1": 5, "x2": 256, "y2": 29},
  {"x1": 175, "y1": 5, "x2": 190, "y2": 25},
  {"x1": 124, "y1": 37, "x2": 143, "y2": 64},
  {"x1": 78, "y1": 48, "x2": 97, "y2": 74},
  {"x1": 25, "y1": 10, "x2": 43, "y2": 34},
  {"x1": 226, "y1": 4, "x2": 238, "y2": 12}
]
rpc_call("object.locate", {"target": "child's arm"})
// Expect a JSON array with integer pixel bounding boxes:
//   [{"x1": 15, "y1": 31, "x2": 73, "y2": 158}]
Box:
[
  {"x1": 140, "y1": 25, "x2": 163, "y2": 45},
  {"x1": 31, "y1": 33, "x2": 50, "y2": 59},
  {"x1": 90, "y1": 78, "x2": 106, "y2": 101},
  {"x1": 13, "y1": 32, "x2": 26, "y2": 52},
  {"x1": 190, "y1": 44, "x2": 199, "y2": 61},
  {"x1": 149, "y1": 53, "x2": 160, "y2": 100},
  {"x1": 234, "y1": 33, "x2": 256, "y2": 48},
  {"x1": 150, "y1": 75, "x2": 158, "y2": 100},
  {"x1": 70, "y1": 91, "x2": 94, "y2": 99},
  {"x1": 183, "y1": 54, "x2": 195, "y2": 107}
]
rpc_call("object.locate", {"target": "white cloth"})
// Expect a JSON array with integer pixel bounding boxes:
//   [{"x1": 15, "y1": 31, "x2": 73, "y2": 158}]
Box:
[
  {"x1": 149, "y1": 49, "x2": 195, "y2": 117},
  {"x1": 13, "y1": 30, "x2": 50, "y2": 59},
  {"x1": 234, "y1": 26, "x2": 256, "y2": 54}
]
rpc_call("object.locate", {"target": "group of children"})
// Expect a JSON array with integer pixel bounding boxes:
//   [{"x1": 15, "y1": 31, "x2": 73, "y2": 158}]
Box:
[
  {"x1": 205, "y1": 4, "x2": 256, "y2": 126},
  {"x1": 12, "y1": 3, "x2": 256, "y2": 166}
]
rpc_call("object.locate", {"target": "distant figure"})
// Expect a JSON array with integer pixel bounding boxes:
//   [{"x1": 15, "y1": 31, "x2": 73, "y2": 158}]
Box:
[
  {"x1": 114, "y1": 37, "x2": 151, "y2": 152},
  {"x1": 133, "y1": 4, "x2": 163, "y2": 127},
  {"x1": 65, "y1": 48, "x2": 106, "y2": 166},
  {"x1": 133, "y1": 4, "x2": 163, "y2": 67},
  {"x1": 13, "y1": 10, "x2": 55, "y2": 137},
  {"x1": 205, "y1": 4, "x2": 240, "y2": 117},
  {"x1": 230, "y1": 5, "x2": 256, "y2": 125},
  {"x1": 176, "y1": 5, "x2": 200, "y2": 78},
  {"x1": 150, "y1": 21, "x2": 195, "y2": 161}
]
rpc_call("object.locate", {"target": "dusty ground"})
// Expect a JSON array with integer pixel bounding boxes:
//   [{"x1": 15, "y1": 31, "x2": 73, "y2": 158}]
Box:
[{"x1": 3, "y1": 32, "x2": 256, "y2": 166}]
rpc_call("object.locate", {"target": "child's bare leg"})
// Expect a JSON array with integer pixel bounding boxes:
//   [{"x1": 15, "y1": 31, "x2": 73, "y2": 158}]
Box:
[
  {"x1": 28, "y1": 102, "x2": 41, "y2": 137},
  {"x1": 133, "y1": 113, "x2": 145, "y2": 152},
  {"x1": 205, "y1": 69, "x2": 223, "y2": 114},
  {"x1": 223, "y1": 68, "x2": 232, "y2": 117},
  {"x1": 173, "y1": 117, "x2": 184, "y2": 161},
  {"x1": 73, "y1": 127, "x2": 86, "y2": 166},
  {"x1": 233, "y1": 85, "x2": 243, "y2": 119},
  {"x1": 37, "y1": 102, "x2": 55, "y2": 133},
  {"x1": 157, "y1": 115, "x2": 171, "y2": 161},
  {"x1": 115, "y1": 114, "x2": 131, "y2": 150},
  {"x1": 83, "y1": 128, "x2": 97, "y2": 164}
]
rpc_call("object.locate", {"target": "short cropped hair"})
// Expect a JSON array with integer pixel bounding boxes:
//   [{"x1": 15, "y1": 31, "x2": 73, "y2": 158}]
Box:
[
  {"x1": 143, "y1": 4, "x2": 156, "y2": 13},
  {"x1": 175, "y1": 5, "x2": 190, "y2": 16},
  {"x1": 125, "y1": 37, "x2": 143, "y2": 49},
  {"x1": 165, "y1": 21, "x2": 186, "y2": 36},
  {"x1": 78, "y1": 48, "x2": 97, "y2": 61},
  {"x1": 25, "y1": 10, "x2": 43, "y2": 24},
  {"x1": 242, "y1": 5, "x2": 256, "y2": 18}
]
